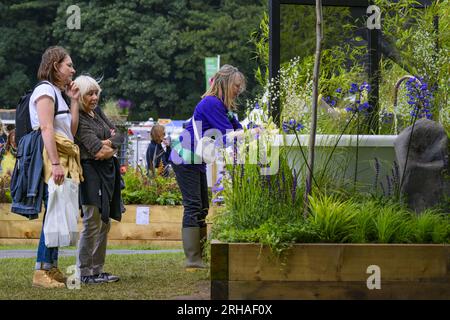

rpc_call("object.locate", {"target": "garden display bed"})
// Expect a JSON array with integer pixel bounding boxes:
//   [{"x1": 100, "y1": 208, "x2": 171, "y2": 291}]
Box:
[
  {"x1": 0, "y1": 204, "x2": 184, "y2": 246},
  {"x1": 211, "y1": 241, "x2": 450, "y2": 300}
]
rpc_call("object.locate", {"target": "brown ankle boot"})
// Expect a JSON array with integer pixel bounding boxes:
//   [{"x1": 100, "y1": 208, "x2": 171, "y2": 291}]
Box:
[{"x1": 32, "y1": 270, "x2": 65, "y2": 289}]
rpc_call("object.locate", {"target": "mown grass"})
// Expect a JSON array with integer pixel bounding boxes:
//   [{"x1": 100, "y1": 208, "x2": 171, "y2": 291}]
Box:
[
  {"x1": 0, "y1": 253, "x2": 208, "y2": 300},
  {"x1": 0, "y1": 244, "x2": 182, "y2": 251}
]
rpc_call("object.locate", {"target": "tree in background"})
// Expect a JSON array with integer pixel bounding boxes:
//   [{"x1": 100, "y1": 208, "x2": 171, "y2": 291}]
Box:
[
  {"x1": 0, "y1": 0, "x2": 264, "y2": 121},
  {"x1": 0, "y1": 1, "x2": 59, "y2": 108}
]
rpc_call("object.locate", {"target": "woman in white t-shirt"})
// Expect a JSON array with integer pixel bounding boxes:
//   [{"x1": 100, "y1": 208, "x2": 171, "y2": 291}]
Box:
[{"x1": 31, "y1": 46, "x2": 80, "y2": 289}]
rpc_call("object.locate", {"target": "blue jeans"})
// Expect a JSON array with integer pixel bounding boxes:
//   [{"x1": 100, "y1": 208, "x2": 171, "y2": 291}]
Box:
[
  {"x1": 172, "y1": 164, "x2": 209, "y2": 228},
  {"x1": 35, "y1": 184, "x2": 59, "y2": 270}
]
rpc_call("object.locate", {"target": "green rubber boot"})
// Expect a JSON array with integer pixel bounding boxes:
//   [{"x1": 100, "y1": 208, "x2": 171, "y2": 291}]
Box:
[{"x1": 182, "y1": 227, "x2": 206, "y2": 271}]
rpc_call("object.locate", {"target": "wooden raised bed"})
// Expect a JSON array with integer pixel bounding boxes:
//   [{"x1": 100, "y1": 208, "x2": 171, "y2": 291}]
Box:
[
  {"x1": 211, "y1": 241, "x2": 450, "y2": 300},
  {"x1": 0, "y1": 204, "x2": 184, "y2": 247}
]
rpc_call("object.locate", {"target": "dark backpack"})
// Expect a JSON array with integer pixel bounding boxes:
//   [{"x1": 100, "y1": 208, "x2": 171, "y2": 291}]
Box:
[{"x1": 15, "y1": 81, "x2": 67, "y2": 145}]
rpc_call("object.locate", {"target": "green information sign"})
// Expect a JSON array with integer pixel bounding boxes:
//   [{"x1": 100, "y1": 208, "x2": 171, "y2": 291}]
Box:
[{"x1": 205, "y1": 56, "x2": 220, "y2": 91}]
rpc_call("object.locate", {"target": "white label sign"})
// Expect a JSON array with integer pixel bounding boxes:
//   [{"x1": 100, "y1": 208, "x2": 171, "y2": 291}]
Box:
[{"x1": 136, "y1": 206, "x2": 150, "y2": 225}]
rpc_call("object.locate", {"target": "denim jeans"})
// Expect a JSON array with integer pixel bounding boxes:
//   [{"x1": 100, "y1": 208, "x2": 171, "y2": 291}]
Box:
[
  {"x1": 35, "y1": 184, "x2": 59, "y2": 270},
  {"x1": 172, "y1": 164, "x2": 209, "y2": 228}
]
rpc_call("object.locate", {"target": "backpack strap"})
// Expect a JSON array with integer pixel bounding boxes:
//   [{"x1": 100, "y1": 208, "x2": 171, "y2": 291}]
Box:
[{"x1": 34, "y1": 81, "x2": 70, "y2": 117}]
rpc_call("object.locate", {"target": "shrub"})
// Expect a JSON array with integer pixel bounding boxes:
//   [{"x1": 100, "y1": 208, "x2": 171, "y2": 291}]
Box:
[{"x1": 121, "y1": 167, "x2": 182, "y2": 205}]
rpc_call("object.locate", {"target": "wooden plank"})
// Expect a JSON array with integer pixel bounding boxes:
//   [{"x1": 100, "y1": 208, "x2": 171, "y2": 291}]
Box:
[
  {"x1": 0, "y1": 205, "x2": 184, "y2": 223},
  {"x1": 116, "y1": 205, "x2": 183, "y2": 224},
  {"x1": 0, "y1": 238, "x2": 40, "y2": 246},
  {"x1": 228, "y1": 280, "x2": 450, "y2": 300},
  {"x1": 107, "y1": 240, "x2": 182, "y2": 248},
  {"x1": 0, "y1": 205, "x2": 44, "y2": 221},
  {"x1": 107, "y1": 222, "x2": 181, "y2": 240},
  {"x1": 0, "y1": 238, "x2": 182, "y2": 248},
  {"x1": 227, "y1": 243, "x2": 449, "y2": 282},
  {"x1": 210, "y1": 240, "x2": 229, "y2": 300},
  {"x1": 0, "y1": 220, "x2": 182, "y2": 241},
  {"x1": 0, "y1": 221, "x2": 43, "y2": 239}
]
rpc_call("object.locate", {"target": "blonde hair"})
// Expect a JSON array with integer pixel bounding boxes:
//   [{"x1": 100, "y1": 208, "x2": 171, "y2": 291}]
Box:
[
  {"x1": 74, "y1": 75, "x2": 102, "y2": 112},
  {"x1": 202, "y1": 64, "x2": 246, "y2": 110},
  {"x1": 151, "y1": 124, "x2": 165, "y2": 144},
  {"x1": 37, "y1": 46, "x2": 70, "y2": 89}
]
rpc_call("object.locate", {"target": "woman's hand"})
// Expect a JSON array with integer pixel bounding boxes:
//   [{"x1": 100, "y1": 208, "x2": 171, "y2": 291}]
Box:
[
  {"x1": 66, "y1": 81, "x2": 80, "y2": 102},
  {"x1": 102, "y1": 139, "x2": 112, "y2": 147},
  {"x1": 52, "y1": 164, "x2": 65, "y2": 185}
]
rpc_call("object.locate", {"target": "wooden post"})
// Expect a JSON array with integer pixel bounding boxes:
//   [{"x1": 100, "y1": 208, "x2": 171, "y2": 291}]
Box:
[{"x1": 304, "y1": 0, "x2": 323, "y2": 217}]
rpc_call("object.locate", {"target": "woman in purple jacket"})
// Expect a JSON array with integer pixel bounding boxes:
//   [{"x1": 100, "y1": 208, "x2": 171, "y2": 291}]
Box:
[{"x1": 172, "y1": 65, "x2": 255, "y2": 270}]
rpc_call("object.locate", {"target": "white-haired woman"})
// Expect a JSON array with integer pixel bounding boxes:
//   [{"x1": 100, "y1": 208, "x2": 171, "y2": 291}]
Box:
[
  {"x1": 171, "y1": 65, "x2": 260, "y2": 270},
  {"x1": 74, "y1": 75, "x2": 124, "y2": 284}
]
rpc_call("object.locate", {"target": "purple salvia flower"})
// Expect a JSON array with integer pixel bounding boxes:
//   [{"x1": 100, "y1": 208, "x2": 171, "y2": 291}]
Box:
[{"x1": 374, "y1": 157, "x2": 380, "y2": 190}]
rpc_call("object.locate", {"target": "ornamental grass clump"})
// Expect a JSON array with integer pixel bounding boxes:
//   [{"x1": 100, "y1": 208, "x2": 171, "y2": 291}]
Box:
[
  {"x1": 372, "y1": 204, "x2": 414, "y2": 243},
  {"x1": 307, "y1": 194, "x2": 358, "y2": 243},
  {"x1": 411, "y1": 209, "x2": 450, "y2": 244}
]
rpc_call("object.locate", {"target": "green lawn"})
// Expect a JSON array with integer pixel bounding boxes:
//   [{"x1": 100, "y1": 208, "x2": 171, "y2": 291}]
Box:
[
  {"x1": 0, "y1": 244, "x2": 182, "y2": 251},
  {"x1": 0, "y1": 253, "x2": 209, "y2": 300}
]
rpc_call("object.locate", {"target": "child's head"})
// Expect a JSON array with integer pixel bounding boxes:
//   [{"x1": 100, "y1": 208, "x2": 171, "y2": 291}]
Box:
[{"x1": 150, "y1": 124, "x2": 165, "y2": 144}]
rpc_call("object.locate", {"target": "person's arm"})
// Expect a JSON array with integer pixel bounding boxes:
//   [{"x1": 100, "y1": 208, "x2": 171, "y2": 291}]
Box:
[
  {"x1": 95, "y1": 106, "x2": 124, "y2": 148},
  {"x1": 66, "y1": 81, "x2": 80, "y2": 136},
  {"x1": 94, "y1": 145, "x2": 116, "y2": 160},
  {"x1": 36, "y1": 96, "x2": 65, "y2": 185},
  {"x1": 76, "y1": 120, "x2": 116, "y2": 160},
  {"x1": 230, "y1": 113, "x2": 243, "y2": 131}
]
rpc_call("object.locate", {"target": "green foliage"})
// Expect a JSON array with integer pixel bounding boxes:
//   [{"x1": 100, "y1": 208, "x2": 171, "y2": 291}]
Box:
[
  {"x1": 307, "y1": 194, "x2": 358, "y2": 243},
  {"x1": 0, "y1": 0, "x2": 264, "y2": 119},
  {"x1": 121, "y1": 167, "x2": 182, "y2": 205},
  {"x1": 372, "y1": 204, "x2": 413, "y2": 243},
  {"x1": 221, "y1": 143, "x2": 305, "y2": 231},
  {"x1": 212, "y1": 184, "x2": 450, "y2": 256},
  {"x1": 250, "y1": 11, "x2": 269, "y2": 88},
  {"x1": 49, "y1": 0, "x2": 263, "y2": 119},
  {"x1": 156, "y1": 191, "x2": 182, "y2": 206},
  {"x1": 0, "y1": 1, "x2": 59, "y2": 108},
  {"x1": 411, "y1": 209, "x2": 450, "y2": 243},
  {"x1": 375, "y1": 0, "x2": 450, "y2": 132}
]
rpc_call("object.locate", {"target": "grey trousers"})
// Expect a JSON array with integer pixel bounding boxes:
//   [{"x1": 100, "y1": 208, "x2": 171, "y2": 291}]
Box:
[{"x1": 76, "y1": 206, "x2": 111, "y2": 277}]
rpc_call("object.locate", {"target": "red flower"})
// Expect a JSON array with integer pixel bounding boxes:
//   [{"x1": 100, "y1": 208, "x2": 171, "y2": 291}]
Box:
[
  {"x1": 128, "y1": 129, "x2": 134, "y2": 136},
  {"x1": 120, "y1": 165, "x2": 128, "y2": 174}
]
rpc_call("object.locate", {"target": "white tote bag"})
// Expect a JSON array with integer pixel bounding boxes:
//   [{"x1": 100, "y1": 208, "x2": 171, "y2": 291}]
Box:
[
  {"x1": 44, "y1": 178, "x2": 79, "y2": 248},
  {"x1": 192, "y1": 116, "x2": 216, "y2": 164}
]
